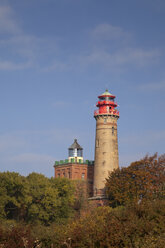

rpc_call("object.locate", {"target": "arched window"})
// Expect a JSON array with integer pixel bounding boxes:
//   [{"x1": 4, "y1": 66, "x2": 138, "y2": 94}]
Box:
[{"x1": 68, "y1": 171, "x2": 71, "y2": 178}]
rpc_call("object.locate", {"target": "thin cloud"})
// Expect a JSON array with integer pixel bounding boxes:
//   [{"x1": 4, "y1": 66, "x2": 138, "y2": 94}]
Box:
[
  {"x1": 0, "y1": 60, "x2": 32, "y2": 70},
  {"x1": 10, "y1": 153, "x2": 54, "y2": 165},
  {"x1": 120, "y1": 130, "x2": 165, "y2": 146},
  {"x1": 4, "y1": 153, "x2": 55, "y2": 177},
  {"x1": 0, "y1": 134, "x2": 26, "y2": 152},
  {"x1": 47, "y1": 45, "x2": 160, "y2": 74},
  {"x1": 79, "y1": 48, "x2": 160, "y2": 68},
  {"x1": 0, "y1": 5, "x2": 21, "y2": 34},
  {"x1": 78, "y1": 23, "x2": 161, "y2": 71},
  {"x1": 44, "y1": 61, "x2": 69, "y2": 72},
  {"x1": 0, "y1": 128, "x2": 88, "y2": 176},
  {"x1": 0, "y1": 4, "x2": 59, "y2": 71},
  {"x1": 0, "y1": 128, "x2": 82, "y2": 154},
  {"x1": 0, "y1": 6, "x2": 162, "y2": 74},
  {"x1": 0, "y1": 4, "x2": 33, "y2": 70},
  {"x1": 91, "y1": 23, "x2": 130, "y2": 41},
  {"x1": 114, "y1": 48, "x2": 160, "y2": 66},
  {"x1": 139, "y1": 81, "x2": 165, "y2": 91}
]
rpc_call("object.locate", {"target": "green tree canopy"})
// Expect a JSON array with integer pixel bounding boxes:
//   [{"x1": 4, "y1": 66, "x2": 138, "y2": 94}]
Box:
[
  {"x1": 0, "y1": 172, "x2": 76, "y2": 225},
  {"x1": 0, "y1": 172, "x2": 29, "y2": 220}
]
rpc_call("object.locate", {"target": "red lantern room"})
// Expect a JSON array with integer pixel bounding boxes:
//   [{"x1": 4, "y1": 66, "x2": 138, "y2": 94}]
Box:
[{"x1": 94, "y1": 89, "x2": 119, "y2": 117}]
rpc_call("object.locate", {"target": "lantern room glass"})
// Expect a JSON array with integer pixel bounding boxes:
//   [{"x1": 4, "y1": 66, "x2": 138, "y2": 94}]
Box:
[
  {"x1": 69, "y1": 148, "x2": 83, "y2": 157},
  {"x1": 100, "y1": 97, "x2": 114, "y2": 102}
]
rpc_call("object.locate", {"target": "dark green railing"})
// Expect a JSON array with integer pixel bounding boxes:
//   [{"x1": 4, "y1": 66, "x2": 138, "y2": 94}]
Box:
[{"x1": 54, "y1": 159, "x2": 94, "y2": 166}]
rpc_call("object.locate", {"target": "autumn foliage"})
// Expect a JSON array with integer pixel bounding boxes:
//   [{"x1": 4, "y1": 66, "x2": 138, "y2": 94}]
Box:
[
  {"x1": 0, "y1": 225, "x2": 35, "y2": 248},
  {"x1": 62, "y1": 200, "x2": 165, "y2": 248},
  {"x1": 0, "y1": 154, "x2": 164, "y2": 247},
  {"x1": 106, "y1": 153, "x2": 165, "y2": 206}
]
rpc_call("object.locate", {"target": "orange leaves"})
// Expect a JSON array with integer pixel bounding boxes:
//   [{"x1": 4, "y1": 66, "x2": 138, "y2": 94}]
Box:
[{"x1": 106, "y1": 154, "x2": 165, "y2": 206}]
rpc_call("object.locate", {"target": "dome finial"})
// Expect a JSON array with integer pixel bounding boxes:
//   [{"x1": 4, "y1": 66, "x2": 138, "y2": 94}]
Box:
[{"x1": 100, "y1": 89, "x2": 112, "y2": 96}]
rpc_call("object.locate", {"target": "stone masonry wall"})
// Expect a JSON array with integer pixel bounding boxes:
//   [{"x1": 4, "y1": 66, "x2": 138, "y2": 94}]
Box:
[{"x1": 93, "y1": 115, "x2": 119, "y2": 196}]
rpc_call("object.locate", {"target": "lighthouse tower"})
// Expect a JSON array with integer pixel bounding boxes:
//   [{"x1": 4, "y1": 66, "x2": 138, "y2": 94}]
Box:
[
  {"x1": 68, "y1": 139, "x2": 83, "y2": 163},
  {"x1": 93, "y1": 89, "x2": 119, "y2": 197}
]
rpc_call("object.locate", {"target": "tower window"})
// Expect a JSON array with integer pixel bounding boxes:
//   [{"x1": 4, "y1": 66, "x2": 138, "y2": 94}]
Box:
[
  {"x1": 68, "y1": 171, "x2": 71, "y2": 178},
  {"x1": 77, "y1": 149, "x2": 83, "y2": 157},
  {"x1": 96, "y1": 139, "x2": 99, "y2": 147},
  {"x1": 104, "y1": 118, "x2": 107, "y2": 124},
  {"x1": 112, "y1": 127, "x2": 114, "y2": 135},
  {"x1": 81, "y1": 173, "x2": 85, "y2": 180}
]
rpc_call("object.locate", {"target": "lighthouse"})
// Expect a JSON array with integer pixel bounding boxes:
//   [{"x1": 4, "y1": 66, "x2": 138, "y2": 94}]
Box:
[
  {"x1": 93, "y1": 89, "x2": 119, "y2": 197},
  {"x1": 68, "y1": 139, "x2": 83, "y2": 163}
]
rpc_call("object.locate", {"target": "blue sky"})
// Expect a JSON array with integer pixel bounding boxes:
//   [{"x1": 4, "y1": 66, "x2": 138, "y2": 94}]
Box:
[{"x1": 0, "y1": 0, "x2": 165, "y2": 177}]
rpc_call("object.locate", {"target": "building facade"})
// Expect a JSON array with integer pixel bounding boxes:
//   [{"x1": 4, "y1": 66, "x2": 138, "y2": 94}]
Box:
[{"x1": 54, "y1": 139, "x2": 94, "y2": 195}]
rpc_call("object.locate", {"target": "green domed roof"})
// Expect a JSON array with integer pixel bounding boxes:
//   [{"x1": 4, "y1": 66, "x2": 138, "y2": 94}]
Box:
[{"x1": 101, "y1": 89, "x2": 113, "y2": 96}]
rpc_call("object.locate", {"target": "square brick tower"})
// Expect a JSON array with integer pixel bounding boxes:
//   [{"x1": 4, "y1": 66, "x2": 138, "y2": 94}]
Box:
[{"x1": 54, "y1": 139, "x2": 94, "y2": 196}]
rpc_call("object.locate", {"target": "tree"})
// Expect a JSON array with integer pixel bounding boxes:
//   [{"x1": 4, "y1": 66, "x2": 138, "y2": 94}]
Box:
[
  {"x1": 0, "y1": 172, "x2": 76, "y2": 225},
  {"x1": 50, "y1": 177, "x2": 75, "y2": 221},
  {"x1": 57, "y1": 200, "x2": 165, "y2": 248},
  {"x1": 105, "y1": 154, "x2": 165, "y2": 207},
  {"x1": 0, "y1": 172, "x2": 29, "y2": 221},
  {"x1": 26, "y1": 173, "x2": 75, "y2": 225}
]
